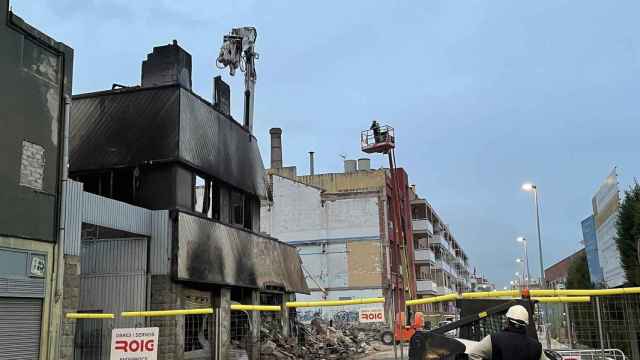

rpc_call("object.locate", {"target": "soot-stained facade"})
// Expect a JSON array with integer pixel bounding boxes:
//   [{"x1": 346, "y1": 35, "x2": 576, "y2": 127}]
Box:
[
  {"x1": 68, "y1": 41, "x2": 306, "y2": 360},
  {"x1": 0, "y1": 1, "x2": 73, "y2": 359}
]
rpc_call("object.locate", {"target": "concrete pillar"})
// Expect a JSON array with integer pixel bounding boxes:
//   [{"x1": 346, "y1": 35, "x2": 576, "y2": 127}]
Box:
[
  {"x1": 150, "y1": 275, "x2": 179, "y2": 360},
  {"x1": 247, "y1": 290, "x2": 261, "y2": 360},
  {"x1": 59, "y1": 255, "x2": 81, "y2": 360},
  {"x1": 213, "y1": 287, "x2": 231, "y2": 360},
  {"x1": 281, "y1": 293, "x2": 290, "y2": 338}
]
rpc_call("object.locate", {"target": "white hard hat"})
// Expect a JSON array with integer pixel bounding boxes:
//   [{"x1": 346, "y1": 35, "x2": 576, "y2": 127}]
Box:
[{"x1": 506, "y1": 305, "x2": 529, "y2": 325}]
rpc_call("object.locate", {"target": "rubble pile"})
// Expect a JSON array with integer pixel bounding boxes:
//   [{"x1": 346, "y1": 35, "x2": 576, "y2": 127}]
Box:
[{"x1": 260, "y1": 318, "x2": 388, "y2": 359}]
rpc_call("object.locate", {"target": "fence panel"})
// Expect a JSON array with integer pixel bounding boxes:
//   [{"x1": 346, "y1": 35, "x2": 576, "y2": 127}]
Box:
[
  {"x1": 73, "y1": 318, "x2": 114, "y2": 360},
  {"x1": 545, "y1": 294, "x2": 640, "y2": 359}
]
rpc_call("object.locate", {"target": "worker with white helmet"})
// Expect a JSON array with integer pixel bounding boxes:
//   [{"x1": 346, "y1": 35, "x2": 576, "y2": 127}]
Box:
[{"x1": 468, "y1": 305, "x2": 545, "y2": 360}]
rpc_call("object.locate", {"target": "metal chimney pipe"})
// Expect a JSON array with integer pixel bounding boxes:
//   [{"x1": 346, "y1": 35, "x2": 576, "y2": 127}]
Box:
[
  {"x1": 309, "y1": 151, "x2": 315, "y2": 176},
  {"x1": 269, "y1": 128, "x2": 283, "y2": 168}
]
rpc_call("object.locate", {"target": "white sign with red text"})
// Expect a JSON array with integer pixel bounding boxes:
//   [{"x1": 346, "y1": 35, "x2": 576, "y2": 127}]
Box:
[
  {"x1": 110, "y1": 327, "x2": 159, "y2": 360},
  {"x1": 359, "y1": 308, "x2": 385, "y2": 323}
]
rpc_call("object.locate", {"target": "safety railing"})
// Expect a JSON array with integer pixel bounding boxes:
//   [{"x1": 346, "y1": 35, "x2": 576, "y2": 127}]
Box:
[{"x1": 552, "y1": 348, "x2": 628, "y2": 360}]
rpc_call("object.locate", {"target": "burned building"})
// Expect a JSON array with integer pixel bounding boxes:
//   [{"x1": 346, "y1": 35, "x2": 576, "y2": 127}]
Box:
[
  {"x1": 64, "y1": 41, "x2": 307, "y2": 359},
  {"x1": 0, "y1": 0, "x2": 73, "y2": 359}
]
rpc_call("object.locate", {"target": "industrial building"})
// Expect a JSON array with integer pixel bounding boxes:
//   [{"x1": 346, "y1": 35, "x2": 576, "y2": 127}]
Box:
[
  {"x1": 261, "y1": 129, "x2": 476, "y2": 321},
  {"x1": 0, "y1": 1, "x2": 73, "y2": 359},
  {"x1": 57, "y1": 41, "x2": 307, "y2": 360}
]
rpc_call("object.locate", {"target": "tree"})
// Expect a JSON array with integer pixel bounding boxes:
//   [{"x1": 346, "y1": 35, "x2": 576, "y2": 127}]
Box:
[
  {"x1": 566, "y1": 252, "x2": 593, "y2": 289},
  {"x1": 615, "y1": 182, "x2": 640, "y2": 286}
]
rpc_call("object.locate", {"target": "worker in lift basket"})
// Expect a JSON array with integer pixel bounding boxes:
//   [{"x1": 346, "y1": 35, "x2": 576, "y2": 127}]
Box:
[{"x1": 468, "y1": 305, "x2": 545, "y2": 360}]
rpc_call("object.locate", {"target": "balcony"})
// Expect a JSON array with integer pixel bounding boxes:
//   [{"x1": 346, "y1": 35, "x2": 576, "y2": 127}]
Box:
[
  {"x1": 416, "y1": 279, "x2": 438, "y2": 294},
  {"x1": 431, "y1": 234, "x2": 452, "y2": 254},
  {"x1": 412, "y1": 218, "x2": 434, "y2": 234},
  {"x1": 175, "y1": 211, "x2": 308, "y2": 293},
  {"x1": 414, "y1": 248, "x2": 436, "y2": 263},
  {"x1": 435, "y1": 259, "x2": 453, "y2": 274}
]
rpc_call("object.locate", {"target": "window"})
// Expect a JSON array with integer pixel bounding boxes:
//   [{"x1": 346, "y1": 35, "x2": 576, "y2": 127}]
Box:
[
  {"x1": 211, "y1": 182, "x2": 220, "y2": 220},
  {"x1": 193, "y1": 176, "x2": 220, "y2": 220},
  {"x1": 243, "y1": 195, "x2": 253, "y2": 230},
  {"x1": 230, "y1": 190, "x2": 244, "y2": 226},
  {"x1": 194, "y1": 175, "x2": 206, "y2": 214}
]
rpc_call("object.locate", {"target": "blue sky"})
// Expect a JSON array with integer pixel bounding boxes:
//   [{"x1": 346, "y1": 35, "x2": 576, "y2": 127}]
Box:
[{"x1": 13, "y1": 1, "x2": 640, "y2": 288}]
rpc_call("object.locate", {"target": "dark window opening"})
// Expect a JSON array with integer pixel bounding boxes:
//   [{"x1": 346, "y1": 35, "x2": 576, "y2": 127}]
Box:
[
  {"x1": 243, "y1": 195, "x2": 253, "y2": 231},
  {"x1": 230, "y1": 190, "x2": 244, "y2": 227},
  {"x1": 74, "y1": 167, "x2": 139, "y2": 204},
  {"x1": 211, "y1": 182, "x2": 220, "y2": 220}
]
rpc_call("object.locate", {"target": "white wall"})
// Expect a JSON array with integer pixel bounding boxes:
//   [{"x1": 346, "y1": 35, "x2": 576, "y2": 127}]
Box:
[
  {"x1": 261, "y1": 175, "x2": 380, "y2": 242},
  {"x1": 597, "y1": 212, "x2": 625, "y2": 287},
  {"x1": 261, "y1": 175, "x2": 383, "y2": 298},
  {"x1": 298, "y1": 243, "x2": 348, "y2": 289}
]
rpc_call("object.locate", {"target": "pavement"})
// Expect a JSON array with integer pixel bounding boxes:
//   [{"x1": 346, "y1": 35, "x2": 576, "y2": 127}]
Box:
[{"x1": 361, "y1": 345, "x2": 409, "y2": 360}]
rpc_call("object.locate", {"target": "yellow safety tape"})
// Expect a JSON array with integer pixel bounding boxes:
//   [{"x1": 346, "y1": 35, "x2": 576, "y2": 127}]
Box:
[
  {"x1": 405, "y1": 293, "x2": 460, "y2": 306},
  {"x1": 286, "y1": 297, "x2": 385, "y2": 308},
  {"x1": 121, "y1": 308, "x2": 214, "y2": 317},
  {"x1": 529, "y1": 287, "x2": 640, "y2": 297},
  {"x1": 231, "y1": 304, "x2": 281, "y2": 312},
  {"x1": 66, "y1": 313, "x2": 115, "y2": 319},
  {"x1": 461, "y1": 290, "x2": 520, "y2": 299},
  {"x1": 532, "y1": 296, "x2": 590, "y2": 303}
]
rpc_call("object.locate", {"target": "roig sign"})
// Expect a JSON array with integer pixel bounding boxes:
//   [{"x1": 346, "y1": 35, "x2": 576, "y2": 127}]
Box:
[
  {"x1": 359, "y1": 308, "x2": 385, "y2": 323},
  {"x1": 110, "y1": 327, "x2": 159, "y2": 360}
]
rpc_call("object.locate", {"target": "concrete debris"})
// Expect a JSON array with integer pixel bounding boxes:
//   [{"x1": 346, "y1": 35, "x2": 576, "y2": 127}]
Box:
[{"x1": 260, "y1": 318, "x2": 389, "y2": 360}]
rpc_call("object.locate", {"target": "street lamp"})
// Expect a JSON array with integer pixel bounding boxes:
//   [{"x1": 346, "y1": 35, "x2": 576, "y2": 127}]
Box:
[
  {"x1": 516, "y1": 236, "x2": 531, "y2": 287},
  {"x1": 521, "y1": 183, "x2": 545, "y2": 288},
  {"x1": 516, "y1": 258, "x2": 526, "y2": 285},
  {"x1": 522, "y1": 182, "x2": 550, "y2": 348}
]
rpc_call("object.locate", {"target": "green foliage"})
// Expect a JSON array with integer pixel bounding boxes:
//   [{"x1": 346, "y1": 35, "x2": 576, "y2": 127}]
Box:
[
  {"x1": 615, "y1": 182, "x2": 640, "y2": 286},
  {"x1": 566, "y1": 252, "x2": 593, "y2": 290}
]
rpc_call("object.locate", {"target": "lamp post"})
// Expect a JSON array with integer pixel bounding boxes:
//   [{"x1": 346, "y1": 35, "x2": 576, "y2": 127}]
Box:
[
  {"x1": 522, "y1": 182, "x2": 550, "y2": 348},
  {"x1": 517, "y1": 236, "x2": 530, "y2": 287},
  {"x1": 516, "y1": 259, "x2": 526, "y2": 286},
  {"x1": 521, "y1": 183, "x2": 545, "y2": 288}
]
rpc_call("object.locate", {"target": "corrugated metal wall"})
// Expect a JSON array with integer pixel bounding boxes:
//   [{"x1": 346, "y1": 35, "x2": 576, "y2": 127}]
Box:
[
  {"x1": 179, "y1": 89, "x2": 267, "y2": 198},
  {"x1": 79, "y1": 237, "x2": 147, "y2": 328},
  {"x1": 150, "y1": 210, "x2": 171, "y2": 274},
  {"x1": 176, "y1": 211, "x2": 308, "y2": 292},
  {"x1": 63, "y1": 180, "x2": 83, "y2": 255},
  {"x1": 63, "y1": 181, "x2": 172, "y2": 273},
  {"x1": 82, "y1": 192, "x2": 152, "y2": 236}
]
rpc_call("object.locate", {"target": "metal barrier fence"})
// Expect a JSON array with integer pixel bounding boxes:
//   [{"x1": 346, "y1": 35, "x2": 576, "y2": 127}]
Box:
[
  {"x1": 64, "y1": 290, "x2": 640, "y2": 359},
  {"x1": 553, "y1": 349, "x2": 628, "y2": 360},
  {"x1": 73, "y1": 317, "x2": 115, "y2": 359},
  {"x1": 546, "y1": 294, "x2": 640, "y2": 359}
]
